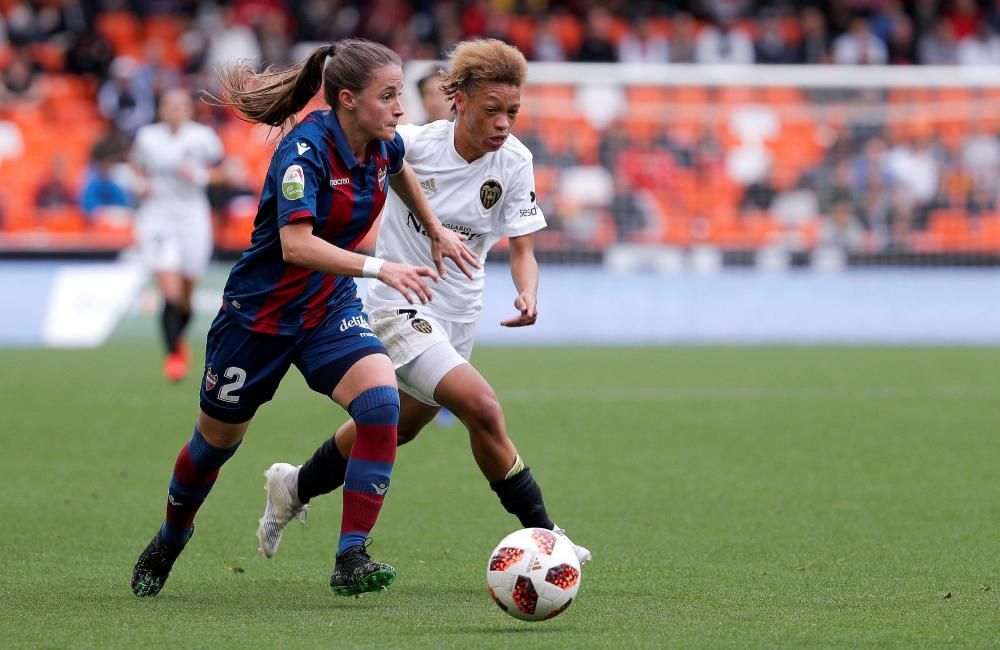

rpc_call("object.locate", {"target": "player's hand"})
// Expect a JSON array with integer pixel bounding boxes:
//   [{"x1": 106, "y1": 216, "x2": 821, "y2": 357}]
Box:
[
  {"x1": 430, "y1": 227, "x2": 479, "y2": 280},
  {"x1": 378, "y1": 261, "x2": 439, "y2": 305},
  {"x1": 500, "y1": 292, "x2": 537, "y2": 327}
]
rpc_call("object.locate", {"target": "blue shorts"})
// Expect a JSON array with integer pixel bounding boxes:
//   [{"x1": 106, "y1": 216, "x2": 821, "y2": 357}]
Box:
[{"x1": 199, "y1": 299, "x2": 387, "y2": 424}]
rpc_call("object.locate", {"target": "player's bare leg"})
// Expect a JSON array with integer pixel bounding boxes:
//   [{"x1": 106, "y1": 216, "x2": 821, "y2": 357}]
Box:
[
  {"x1": 434, "y1": 364, "x2": 591, "y2": 563},
  {"x1": 432, "y1": 363, "x2": 517, "y2": 481}
]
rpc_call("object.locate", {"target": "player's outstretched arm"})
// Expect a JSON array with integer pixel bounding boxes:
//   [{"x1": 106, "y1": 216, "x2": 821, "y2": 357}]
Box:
[
  {"x1": 390, "y1": 162, "x2": 479, "y2": 279},
  {"x1": 279, "y1": 221, "x2": 438, "y2": 303},
  {"x1": 501, "y1": 233, "x2": 539, "y2": 327}
]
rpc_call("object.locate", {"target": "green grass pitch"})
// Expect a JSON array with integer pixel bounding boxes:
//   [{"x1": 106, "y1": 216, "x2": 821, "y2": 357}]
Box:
[{"x1": 1, "y1": 342, "x2": 997, "y2": 648}]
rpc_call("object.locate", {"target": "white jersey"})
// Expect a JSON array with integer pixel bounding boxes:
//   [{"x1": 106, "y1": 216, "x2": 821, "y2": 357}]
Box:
[
  {"x1": 366, "y1": 120, "x2": 546, "y2": 323},
  {"x1": 131, "y1": 121, "x2": 223, "y2": 208}
]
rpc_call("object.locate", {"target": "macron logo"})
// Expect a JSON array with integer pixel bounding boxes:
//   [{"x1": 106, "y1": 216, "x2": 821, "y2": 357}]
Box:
[
  {"x1": 330, "y1": 177, "x2": 350, "y2": 187},
  {"x1": 296, "y1": 142, "x2": 311, "y2": 155},
  {"x1": 371, "y1": 483, "x2": 388, "y2": 496}
]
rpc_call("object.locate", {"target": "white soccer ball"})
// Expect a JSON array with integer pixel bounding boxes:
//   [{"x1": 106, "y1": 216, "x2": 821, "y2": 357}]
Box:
[{"x1": 486, "y1": 527, "x2": 581, "y2": 621}]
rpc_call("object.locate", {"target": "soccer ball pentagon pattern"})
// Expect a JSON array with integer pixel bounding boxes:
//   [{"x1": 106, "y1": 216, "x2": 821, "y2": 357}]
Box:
[{"x1": 486, "y1": 527, "x2": 582, "y2": 621}]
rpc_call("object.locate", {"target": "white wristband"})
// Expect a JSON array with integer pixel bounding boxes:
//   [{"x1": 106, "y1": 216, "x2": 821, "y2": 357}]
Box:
[{"x1": 362, "y1": 256, "x2": 385, "y2": 279}]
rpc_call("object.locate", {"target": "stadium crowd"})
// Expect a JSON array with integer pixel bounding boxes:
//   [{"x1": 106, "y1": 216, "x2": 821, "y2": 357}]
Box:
[{"x1": 1, "y1": 0, "x2": 1000, "y2": 258}]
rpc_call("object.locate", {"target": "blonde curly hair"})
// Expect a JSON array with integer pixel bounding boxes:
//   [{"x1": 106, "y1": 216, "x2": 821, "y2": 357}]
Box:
[{"x1": 439, "y1": 39, "x2": 528, "y2": 101}]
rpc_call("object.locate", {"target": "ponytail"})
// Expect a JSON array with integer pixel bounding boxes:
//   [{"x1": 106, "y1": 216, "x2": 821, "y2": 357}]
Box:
[
  {"x1": 209, "y1": 39, "x2": 402, "y2": 133},
  {"x1": 212, "y1": 45, "x2": 330, "y2": 130}
]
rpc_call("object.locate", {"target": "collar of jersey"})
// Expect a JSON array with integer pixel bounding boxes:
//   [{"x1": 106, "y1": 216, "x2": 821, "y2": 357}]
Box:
[
  {"x1": 447, "y1": 119, "x2": 489, "y2": 167},
  {"x1": 322, "y1": 109, "x2": 386, "y2": 170}
]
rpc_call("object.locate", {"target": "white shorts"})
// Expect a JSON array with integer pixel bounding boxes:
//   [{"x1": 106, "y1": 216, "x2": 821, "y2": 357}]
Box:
[
  {"x1": 366, "y1": 304, "x2": 476, "y2": 406},
  {"x1": 136, "y1": 202, "x2": 213, "y2": 278}
]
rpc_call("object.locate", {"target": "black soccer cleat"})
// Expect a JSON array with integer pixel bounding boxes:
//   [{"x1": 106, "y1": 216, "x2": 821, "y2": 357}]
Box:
[
  {"x1": 131, "y1": 529, "x2": 190, "y2": 597},
  {"x1": 329, "y1": 540, "x2": 396, "y2": 597}
]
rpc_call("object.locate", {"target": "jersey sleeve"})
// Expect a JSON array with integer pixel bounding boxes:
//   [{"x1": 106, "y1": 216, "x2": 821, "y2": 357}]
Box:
[
  {"x1": 274, "y1": 137, "x2": 326, "y2": 228},
  {"x1": 385, "y1": 131, "x2": 405, "y2": 175},
  {"x1": 501, "y1": 158, "x2": 546, "y2": 237}
]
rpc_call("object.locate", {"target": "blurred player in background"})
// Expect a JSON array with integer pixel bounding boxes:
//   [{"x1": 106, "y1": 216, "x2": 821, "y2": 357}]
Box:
[
  {"x1": 131, "y1": 88, "x2": 223, "y2": 382},
  {"x1": 257, "y1": 39, "x2": 591, "y2": 565},
  {"x1": 417, "y1": 65, "x2": 452, "y2": 122},
  {"x1": 131, "y1": 38, "x2": 476, "y2": 599}
]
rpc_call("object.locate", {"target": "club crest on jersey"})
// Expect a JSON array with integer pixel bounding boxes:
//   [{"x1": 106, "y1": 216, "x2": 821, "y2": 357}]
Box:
[
  {"x1": 411, "y1": 318, "x2": 433, "y2": 334},
  {"x1": 377, "y1": 166, "x2": 387, "y2": 191},
  {"x1": 282, "y1": 164, "x2": 305, "y2": 200},
  {"x1": 205, "y1": 368, "x2": 218, "y2": 392},
  {"x1": 480, "y1": 178, "x2": 503, "y2": 209}
]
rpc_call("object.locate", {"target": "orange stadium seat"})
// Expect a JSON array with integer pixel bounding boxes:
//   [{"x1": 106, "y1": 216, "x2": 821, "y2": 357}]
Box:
[
  {"x1": 978, "y1": 215, "x2": 1000, "y2": 251},
  {"x1": 552, "y1": 13, "x2": 584, "y2": 56},
  {"x1": 505, "y1": 15, "x2": 536, "y2": 54},
  {"x1": 927, "y1": 209, "x2": 973, "y2": 251},
  {"x1": 95, "y1": 11, "x2": 143, "y2": 58}
]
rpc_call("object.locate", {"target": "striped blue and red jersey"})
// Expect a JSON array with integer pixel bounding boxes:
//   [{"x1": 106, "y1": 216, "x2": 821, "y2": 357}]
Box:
[{"x1": 222, "y1": 110, "x2": 404, "y2": 335}]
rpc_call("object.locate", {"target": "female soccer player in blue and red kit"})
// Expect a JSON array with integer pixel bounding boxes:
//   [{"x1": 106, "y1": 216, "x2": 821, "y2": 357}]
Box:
[{"x1": 131, "y1": 39, "x2": 478, "y2": 598}]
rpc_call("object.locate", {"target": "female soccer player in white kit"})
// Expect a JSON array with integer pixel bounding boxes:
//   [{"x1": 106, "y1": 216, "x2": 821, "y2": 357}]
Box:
[
  {"x1": 256, "y1": 39, "x2": 590, "y2": 563},
  {"x1": 131, "y1": 88, "x2": 223, "y2": 382}
]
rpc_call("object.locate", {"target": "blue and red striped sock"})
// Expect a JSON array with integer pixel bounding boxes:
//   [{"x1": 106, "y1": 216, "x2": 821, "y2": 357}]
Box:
[
  {"x1": 161, "y1": 427, "x2": 240, "y2": 546},
  {"x1": 339, "y1": 386, "x2": 399, "y2": 556}
]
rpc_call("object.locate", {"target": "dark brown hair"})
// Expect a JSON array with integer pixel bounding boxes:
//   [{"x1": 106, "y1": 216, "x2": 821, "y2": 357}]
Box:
[
  {"x1": 439, "y1": 39, "x2": 528, "y2": 101},
  {"x1": 213, "y1": 39, "x2": 402, "y2": 130}
]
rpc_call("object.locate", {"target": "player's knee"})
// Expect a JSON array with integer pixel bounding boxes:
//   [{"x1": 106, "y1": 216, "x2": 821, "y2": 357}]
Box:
[
  {"x1": 348, "y1": 386, "x2": 400, "y2": 448},
  {"x1": 456, "y1": 389, "x2": 505, "y2": 436}
]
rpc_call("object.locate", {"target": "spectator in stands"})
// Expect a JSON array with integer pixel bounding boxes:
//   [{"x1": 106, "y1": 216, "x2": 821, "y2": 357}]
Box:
[
  {"x1": 887, "y1": 135, "x2": 941, "y2": 228},
  {"x1": 908, "y1": 0, "x2": 938, "y2": 36},
  {"x1": 576, "y1": 7, "x2": 617, "y2": 62},
  {"x1": 136, "y1": 40, "x2": 183, "y2": 103},
  {"x1": 609, "y1": 168, "x2": 651, "y2": 241},
  {"x1": 771, "y1": 175, "x2": 819, "y2": 229},
  {"x1": 886, "y1": 11, "x2": 917, "y2": 64},
  {"x1": 819, "y1": 195, "x2": 867, "y2": 252},
  {"x1": 947, "y1": 0, "x2": 984, "y2": 40},
  {"x1": 206, "y1": 5, "x2": 262, "y2": 72},
  {"x1": 669, "y1": 11, "x2": 698, "y2": 63},
  {"x1": 597, "y1": 119, "x2": 630, "y2": 170},
  {"x1": 798, "y1": 7, "x2": 831, "y2": 64},
  {"x1": 739, "y1": 176, "x2": 777, "y2": 218},
  {"x1": 98, "y1": 56, "x2": 157, "y2": 137},
  {"x1": 754, "y1": 8, "x2": 797, "y2": 64},
  {"x1": 962, "y1": 122, "x2": 1000, "y2": 188},
  {"x1": 957, "y1": 21, "x2": 1000, "y2": 66},
  {"x1": 65, "y1": 30, "x2": 115, "y2": 79},
  {"x1": 617, "y1": 18, "x2": 669, "y2": 63},
  {"x1": 695, "y1": 15, "x2": 755, "y2": 64},
  {"x1": 833, "y1": 15, "x2": 888, "y2": 65},
  {"x1": 79, "y1": 138, "x2": 132, "y2": 220},
  {"x1": 918, "y1": 17, "x2": 959, "y2": 64},
  {"x1": 35, "y1": 154, "x2": 76, "y2": 210},
  {"x1": 966, "y1": 181, "x2": 997, "y2": 218},
  {"x1": 533, "y1": 14, "x2": 567, "y2": 62},
  {"x1": 1, "y1": 47, "x2": 42, "y2": 106},
  {"x1": 256, "y1": 6, "x2": 293, "y2": 67},
  {"x1": 416, "y1": 67, "x2": 452, "y2": 122}
]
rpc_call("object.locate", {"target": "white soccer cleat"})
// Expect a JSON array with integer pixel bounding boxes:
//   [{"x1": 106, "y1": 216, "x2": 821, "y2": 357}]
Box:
[
  {"x1": 553, "y1": 524, "x2": 592, "y2": 565},
  {"x1": 257, "y1": 463, "x2": 308, "y2": 558}
]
